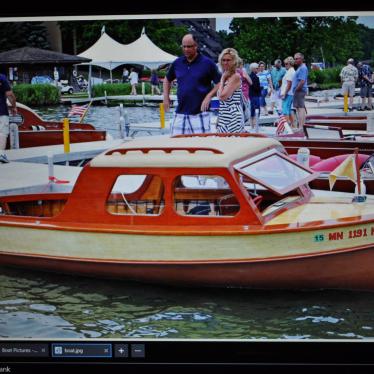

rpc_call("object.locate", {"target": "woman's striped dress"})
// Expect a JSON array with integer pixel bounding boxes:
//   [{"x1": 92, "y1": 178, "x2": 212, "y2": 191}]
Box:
[{"x1": 216, "y1": 84, "x2": 245, "y2": 133}]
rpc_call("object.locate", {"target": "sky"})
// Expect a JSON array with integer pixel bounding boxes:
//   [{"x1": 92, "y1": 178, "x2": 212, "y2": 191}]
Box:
[{"x1": 216, "y1": 16, "x2": 374, "y2": 32}]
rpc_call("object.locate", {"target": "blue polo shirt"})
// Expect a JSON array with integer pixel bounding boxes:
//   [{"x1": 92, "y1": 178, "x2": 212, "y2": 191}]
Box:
[
  {"x1": 291, "y1": 63, "x2": 308, "y2": 93},
  {"x1": 166, "y1": 54, "x2": 221, "y2": 115},
  {"x1": 0, "y1": 74, "x2": 11, "y2": 116}
]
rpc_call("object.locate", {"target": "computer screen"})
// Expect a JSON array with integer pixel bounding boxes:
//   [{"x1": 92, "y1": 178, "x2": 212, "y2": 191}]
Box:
[{"x1": 1, "y1": 4, "x2": 374, "y2": 372}]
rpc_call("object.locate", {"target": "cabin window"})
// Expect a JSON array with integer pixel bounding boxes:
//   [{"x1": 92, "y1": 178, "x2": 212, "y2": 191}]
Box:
[
  {"x1": 106, "y1": 174, "x2": 165, "y2": 216},
  {"x1": 173, "y1": 175, "x2": 240, "y2": 217},
  {"x1": 234, "y1": 149, "x2": 317, "y2": 195}
]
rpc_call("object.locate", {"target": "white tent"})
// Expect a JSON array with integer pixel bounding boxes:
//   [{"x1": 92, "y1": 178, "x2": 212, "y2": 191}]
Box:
[
  {"x1": 78, "y1": 32, "x2": 126, "y2": 71},
  {"x1": 78, "y1": 28, "x2": 177, "y2": 71},
  {"x1": 78, "y1": 28, "x2": 177, "y2": 96}
]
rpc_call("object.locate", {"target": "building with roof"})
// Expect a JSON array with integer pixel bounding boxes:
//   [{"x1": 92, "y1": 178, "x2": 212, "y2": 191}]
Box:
[{"x1": 0, "y1": 46, "x2": 91, "y2": 84}]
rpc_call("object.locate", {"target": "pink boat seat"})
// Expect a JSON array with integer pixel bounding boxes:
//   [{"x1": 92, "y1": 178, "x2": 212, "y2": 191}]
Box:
[{"x1": 311, "y1": 154, "x2": 370, "y2": 172}]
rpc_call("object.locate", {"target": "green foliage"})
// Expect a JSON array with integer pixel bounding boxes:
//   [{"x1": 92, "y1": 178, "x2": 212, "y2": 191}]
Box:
[
  {"x1": 229, "y1": 16, "x2": 365, "y2": 67},
  {"x1": 91, "y1": 83, "x2": 154, "y2": 97},
  {"x1": 318, "y1": 82, "x2": 342, "y2": 90},
  {"x1": 308, "y1": 66, "x2": 343, "y2": 86},
  {"x1": 309, "y1": 70, "x2": 325, "y2": 84},
  {"x1": 0, "y1": 22, "x2": 50, "y2": 52},
  {"x1": 13, "y1": 84, "x2": 60, "y2": 106}
]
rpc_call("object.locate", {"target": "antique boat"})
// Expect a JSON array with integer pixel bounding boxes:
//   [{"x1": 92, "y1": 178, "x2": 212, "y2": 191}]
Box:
[
  {"x1": 1, "y1": 134, "x2": 374, "y2": 290},
  {"x1": 6, "y1": 102, "x2": 107, "y2": 149},
  {"x1": 305, "y1": 114, "x2": 367, "y2": 131},
  {"x1": 277, "y1": 124, "x2": 374, "y2": 159}
]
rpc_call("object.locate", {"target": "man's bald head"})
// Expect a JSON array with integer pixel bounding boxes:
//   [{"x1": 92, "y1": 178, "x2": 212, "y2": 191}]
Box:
[{"x1": 181, "y1": 34, "x2": 199, "y2": 62}]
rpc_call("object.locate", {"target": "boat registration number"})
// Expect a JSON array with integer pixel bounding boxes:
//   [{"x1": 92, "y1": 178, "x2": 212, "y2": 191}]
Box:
[{"x1": 314, "y1": 226, "x2": 374, "y2": 242}]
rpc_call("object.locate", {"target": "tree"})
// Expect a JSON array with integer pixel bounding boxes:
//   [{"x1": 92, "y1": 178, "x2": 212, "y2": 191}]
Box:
[
  {"x1": 230, "y1": 17, "x2": 299, "y2": 64},
  {"x1": 0, "y1": 22, "x2": 50, "y2": 52},
  {"x1": 21, "y1": 22, "x2": 51, "y2": 50},
  {"x1": 298, "y1": 17, "x2": 363, "y2": 66},
  {"x1": 228, "y1": 16, "x2": 365, "y2": 67},
  {"x1": 357, "y1": 24, "x2": 374, "y2": 61}
]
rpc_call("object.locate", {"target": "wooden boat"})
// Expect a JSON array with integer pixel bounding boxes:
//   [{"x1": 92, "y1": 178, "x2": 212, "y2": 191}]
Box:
[
  {"x1": 6, "y1": 102, "x2": 107, "y2": 149},
  {"x1": 305, "y1": 114, "x2": 367, "y2": 131},
  {"x1": 1, "y1": 134, "x2": 374, "y2": 290},
  {"x1": 280, "y1": 137, "x2": 374, "y2": 158}
]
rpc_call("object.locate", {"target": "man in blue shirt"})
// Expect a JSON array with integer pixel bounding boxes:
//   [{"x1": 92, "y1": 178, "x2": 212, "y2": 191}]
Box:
[
  {"x1": 163, "y1": 34, "x2": 221, "y2": 135},
  {"x1": 291, "y1": 52, "x2": 308, "y2": 129},
  {"x1": 0, "y1": 73, "x2": 17, "y2": 158}
]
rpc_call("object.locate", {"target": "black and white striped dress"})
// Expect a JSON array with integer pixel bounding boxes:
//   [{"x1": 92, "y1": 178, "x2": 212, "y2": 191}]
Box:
[{"x1": 216, "y1": 83, "x2": 245, "y2": 133}]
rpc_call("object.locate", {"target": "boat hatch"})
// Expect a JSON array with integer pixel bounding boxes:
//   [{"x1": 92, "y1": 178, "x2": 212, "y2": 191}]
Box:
[{"x1": 234, "y1": 149, "x2": 319, "y2": 195}]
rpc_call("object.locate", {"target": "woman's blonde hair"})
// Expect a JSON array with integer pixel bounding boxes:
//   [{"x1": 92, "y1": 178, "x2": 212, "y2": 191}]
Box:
[
  {"x1": 218, "y1": 48, "x2": 240, "y2": 72},
  {"x1": 284, "y1": 56, "x2": 295, "y2": 66}
]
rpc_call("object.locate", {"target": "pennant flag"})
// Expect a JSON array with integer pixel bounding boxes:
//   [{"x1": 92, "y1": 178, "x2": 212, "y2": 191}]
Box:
[
  {"x1": 328, "y1": 154, "x2": 357, "y2": 190},
  {"x1": 68, "y1": 104, "x2": 89, "y2": 118},
  {"x1": 275, "y1": 114, "x2": 293, "y2": 136}
]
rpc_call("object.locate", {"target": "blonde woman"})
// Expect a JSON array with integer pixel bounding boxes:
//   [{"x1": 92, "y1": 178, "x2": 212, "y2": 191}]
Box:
[
  {"x1": 280, "y1": 56, "x2": 296, "y2": 126},
  {"x1": 216, "y1": 48, "x2": 245, "y2": 133}
]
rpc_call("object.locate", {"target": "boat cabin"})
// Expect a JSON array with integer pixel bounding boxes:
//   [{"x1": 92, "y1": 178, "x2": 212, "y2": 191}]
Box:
[{"x1": 0, "y1": 135, "x2": 319, "y2": 227}]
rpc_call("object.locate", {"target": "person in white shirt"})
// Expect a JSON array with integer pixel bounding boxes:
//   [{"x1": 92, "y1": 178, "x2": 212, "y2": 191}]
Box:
[
  {"x1": 280, "y1": 56, "x2": 296, "y2": 127},
  {"x1": 339, "y1": 58, "x2": 358, "y2": 111},
  {"x1": 129, "y1": 68, "x2": 139, "y2": 95}
]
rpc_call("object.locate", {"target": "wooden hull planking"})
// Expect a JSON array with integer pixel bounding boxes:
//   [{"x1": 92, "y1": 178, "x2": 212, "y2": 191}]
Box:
[{"x1": 0, "y1": 220, "x2": 373, "y2": 290}]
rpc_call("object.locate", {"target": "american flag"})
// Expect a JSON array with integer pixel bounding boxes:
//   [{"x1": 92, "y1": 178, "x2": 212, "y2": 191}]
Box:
[
  {"x1": 68, "y1": 104, "x2": 89, "y2": 117},
  {"x1": 275, "y1": 114, "x2": 292, "y2": 136}
]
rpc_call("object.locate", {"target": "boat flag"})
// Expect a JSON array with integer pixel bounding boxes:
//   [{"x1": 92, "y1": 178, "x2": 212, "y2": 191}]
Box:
[
  {"x1": 68, "y1": 104, "x2": 89, "y2": 118},
  {"x1": 328, "y1": 154, "x2": 358, "y2": 191},
  {"x1": 275, "y1": 114, "x2": 293, "y2": 136}
]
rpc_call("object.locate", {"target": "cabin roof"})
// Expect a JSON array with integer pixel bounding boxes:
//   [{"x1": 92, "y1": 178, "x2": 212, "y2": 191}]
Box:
[{"x1": 90, "y1": 136, "x2": 281, "y2": 168}]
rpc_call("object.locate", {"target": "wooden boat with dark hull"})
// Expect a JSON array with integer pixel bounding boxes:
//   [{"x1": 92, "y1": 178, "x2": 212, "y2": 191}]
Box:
[
  {"x1": 305, "y1": 115, "x2": 367, "y2": 131},
  {"x1": 6, "y1": 103, "x2": 107, "y2": 149},
  {"x1": 280, "y1": 137, "x2": 374, "y2": 159},
  {"x1": 1, "y1": 135, "x2": 374, "y2": 290}
]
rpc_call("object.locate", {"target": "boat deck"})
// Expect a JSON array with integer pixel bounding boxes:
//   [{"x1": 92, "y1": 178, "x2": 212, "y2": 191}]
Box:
[{"x1": 0, "y1": 162, "x2": 81, "y2": 196}]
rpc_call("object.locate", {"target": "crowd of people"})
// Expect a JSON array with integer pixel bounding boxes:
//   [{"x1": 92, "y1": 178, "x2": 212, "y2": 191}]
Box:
[
  {"x1": 1, "y1": 32, "x2": 373, "y2": 159},
  {"x1": 339, "y1": 58, "x2": 373, "y2": 112},
  {"x1": 163, "y1": 33, "x2": 314, "y2": 136}
]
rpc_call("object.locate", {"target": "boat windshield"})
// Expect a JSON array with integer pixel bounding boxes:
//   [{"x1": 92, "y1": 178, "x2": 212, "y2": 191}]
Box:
[{"x1": 234, "y1": 149, "x2": 319, "y2": 195}]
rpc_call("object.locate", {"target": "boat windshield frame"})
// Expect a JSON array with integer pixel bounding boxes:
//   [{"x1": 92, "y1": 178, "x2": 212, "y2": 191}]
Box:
[{"x1": 233, "y1": 149, "x2": 319, "y2": 195}]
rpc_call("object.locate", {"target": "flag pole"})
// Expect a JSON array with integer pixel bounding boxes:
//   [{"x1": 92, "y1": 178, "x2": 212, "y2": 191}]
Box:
[
  {"x1": 79, "y1": 100, "x2": 93, "y2": 123},
  {"x1": 354, "y1": 147, "x2": 361, "y2": 195}
]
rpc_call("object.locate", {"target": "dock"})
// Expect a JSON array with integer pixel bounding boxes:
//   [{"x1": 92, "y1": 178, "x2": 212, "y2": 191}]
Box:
[
  {"x1": 3, "y1": 138, "x2": 127, "y2": 164},
  {"x1": 61, "y1": 94, "x2": 177, "y2": 106}
]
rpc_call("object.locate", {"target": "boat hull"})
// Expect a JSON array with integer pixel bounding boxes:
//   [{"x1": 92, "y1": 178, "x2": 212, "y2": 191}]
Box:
[
  {"x1": 1, "y1": 222, "x2": 373, "y2": 290},
  {"x1": 7, "y1": 129, "x2": 106, "y2": 148},
  {"x1": 1, "y1": 245, "x2": 374, "y2": 290},
  {"x1": 280, "y1": 138, "x2": 374, "y2": 158}
]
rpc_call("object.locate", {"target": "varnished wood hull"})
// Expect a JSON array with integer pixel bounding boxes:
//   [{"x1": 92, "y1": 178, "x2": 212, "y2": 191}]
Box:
[
  {"x1": 280, "y1": 138, "x2": 374, "y2": 158},
  {"x1": 1, "y1": 221, "x2": 373, "y2": 290},
  {"x1": 1, "y1": 245, "x2": 374, "y2": 291},
  {"x1": 14, "y1": 129, "x2": 107, "y2": 148}
]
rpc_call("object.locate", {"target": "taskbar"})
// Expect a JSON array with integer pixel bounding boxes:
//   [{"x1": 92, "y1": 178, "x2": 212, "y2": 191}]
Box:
[{"x1": 2, "y1": 340, "x2": 374, "y2": 372}]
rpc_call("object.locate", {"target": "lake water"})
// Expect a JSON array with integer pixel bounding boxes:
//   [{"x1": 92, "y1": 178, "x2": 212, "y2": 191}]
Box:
[
  {"x1": 35, "y1": 103, "x2": 174, "y2": 139},
  {"x1": 2, "y1": 266, "x2": 374, "y2": 340},
  {"x1": 2, "y1": 101, "x2": 374, "y2": 340}
]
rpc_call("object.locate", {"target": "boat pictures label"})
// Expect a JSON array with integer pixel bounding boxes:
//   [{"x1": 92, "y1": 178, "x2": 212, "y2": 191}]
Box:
[{"x1": 314, "y1": 226, "x2": 374, "y2": 242}]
